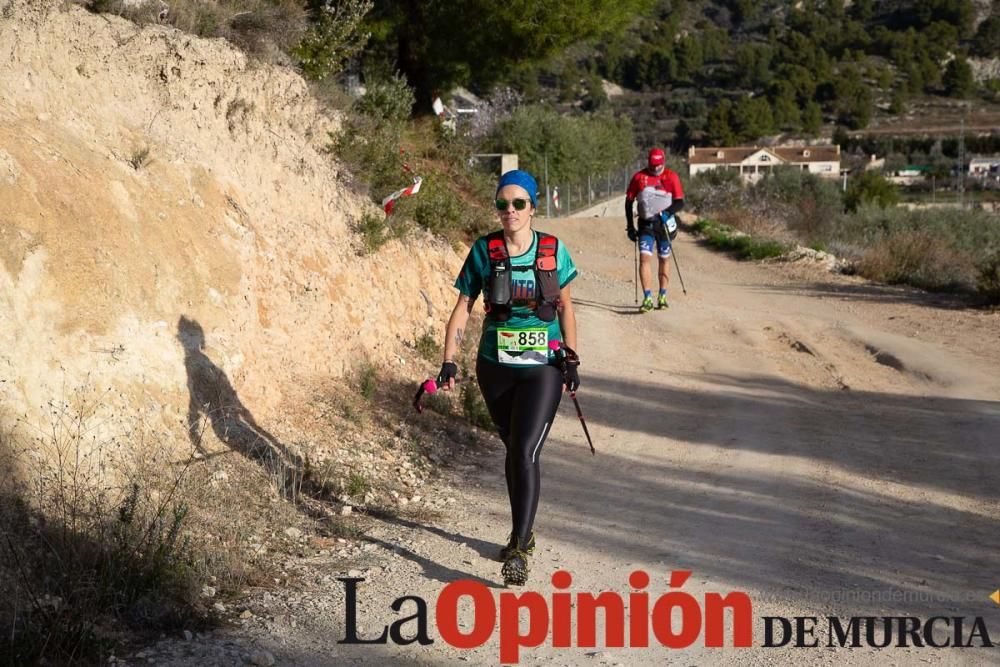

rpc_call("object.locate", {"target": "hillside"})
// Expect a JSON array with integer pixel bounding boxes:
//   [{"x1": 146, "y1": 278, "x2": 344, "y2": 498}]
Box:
[
  {"x1": 504, "y1": 0, "x2": 1000, "y2": 151},
  {"x1": 0, "y1": 1, "x2": 461, "y2": 461}
]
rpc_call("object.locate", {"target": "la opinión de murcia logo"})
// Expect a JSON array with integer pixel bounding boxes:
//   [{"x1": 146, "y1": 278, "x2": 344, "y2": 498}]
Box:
[
  {"x1": 763, "y1": 615, "x2": 995, "y2": 648},
  {"x1": 338, "y1": 571, "x2": 996, "y2": 663},
  {"x1": 341, "y1": 570, "x2": 749, "y2": 663}
]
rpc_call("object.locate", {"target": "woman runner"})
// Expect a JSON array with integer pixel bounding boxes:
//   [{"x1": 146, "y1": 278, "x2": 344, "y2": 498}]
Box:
[{"x1": 437, "y1": 169, "x2": 580, "y2": 586}]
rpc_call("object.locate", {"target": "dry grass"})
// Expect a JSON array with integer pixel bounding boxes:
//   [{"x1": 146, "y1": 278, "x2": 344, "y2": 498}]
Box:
[
  {"x1": 0, "y1": 395, "x2": 205, "y2": 663},
  {"x1": 856, "y1": 229, "x2": 976, "y2": 291},
  {"x1": 0, "y1": 385, "x2": 310, "y2": 663},
  {"x1": 128, "y1": 145, "x2": 152, "y2": 170},
  {"x1": 85, "y1": 0, "x2": 309, "y2": 65},
  {"x1": 714, "y1": 205, "x2": 796, "y2": 245},
  {"x1": 837, "y1": 206, "x2": 1000, "y2": 296}
]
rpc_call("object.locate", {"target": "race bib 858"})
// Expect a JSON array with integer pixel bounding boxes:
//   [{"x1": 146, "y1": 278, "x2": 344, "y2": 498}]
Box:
[{"x1": 496, "y1": 328, "x2": 549, "y2": 366}]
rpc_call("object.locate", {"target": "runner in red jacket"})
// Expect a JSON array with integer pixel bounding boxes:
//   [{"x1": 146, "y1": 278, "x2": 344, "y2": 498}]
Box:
[{"x1": 625, "y1": 148, "x2": 685, "y2": 311}]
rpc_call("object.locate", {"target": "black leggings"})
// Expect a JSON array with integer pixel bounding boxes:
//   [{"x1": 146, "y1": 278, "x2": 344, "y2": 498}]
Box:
[{"x1": 476, "y1": 357, "x2": 564, "y2": 547}]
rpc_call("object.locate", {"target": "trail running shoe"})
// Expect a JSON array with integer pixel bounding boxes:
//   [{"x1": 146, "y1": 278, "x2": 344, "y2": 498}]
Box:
[
  {"x1": 498, "y1": 532, "x2": 535, "y2": 562},
  {"x1": 657, "y1": 294, "x2": 669, "y2": 309},
  {"x1": 640, "y1": 296, "x2": 654, "y2": 313},
  {"x1": 501, "y1": 548, "x2": 530, "y2": 587}
]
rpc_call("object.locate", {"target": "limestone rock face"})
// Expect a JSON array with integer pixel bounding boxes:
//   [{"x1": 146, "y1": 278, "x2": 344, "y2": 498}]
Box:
[{"x1": 0, "y1": 1, "x2": 463, "y2": 454}]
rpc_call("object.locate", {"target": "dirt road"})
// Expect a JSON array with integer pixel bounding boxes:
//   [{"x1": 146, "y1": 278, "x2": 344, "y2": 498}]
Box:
[{"x1": 150, "y1": 216, "x2": 1000, "y2": 666}]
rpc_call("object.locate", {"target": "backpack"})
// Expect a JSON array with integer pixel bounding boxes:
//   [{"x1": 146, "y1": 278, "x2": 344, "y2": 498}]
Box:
[{"x1": 635, "y1": 171, "x2": 674, "y2": 221}]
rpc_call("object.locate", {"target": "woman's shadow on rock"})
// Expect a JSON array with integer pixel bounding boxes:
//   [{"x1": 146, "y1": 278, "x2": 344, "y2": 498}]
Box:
[{"x1": 177, "y1": 316, "x2": 302, "y2": 499}]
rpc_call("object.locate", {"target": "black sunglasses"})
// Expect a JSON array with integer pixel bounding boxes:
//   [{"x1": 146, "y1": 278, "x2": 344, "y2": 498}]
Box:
[{"x1": 495, "y1": 197, "x2": 529, "y2": 211}]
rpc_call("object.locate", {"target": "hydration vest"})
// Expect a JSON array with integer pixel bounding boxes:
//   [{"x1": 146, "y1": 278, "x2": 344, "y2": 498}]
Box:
[{"x1": 485, "y1": 230, "x2": 561, "y2": 322}]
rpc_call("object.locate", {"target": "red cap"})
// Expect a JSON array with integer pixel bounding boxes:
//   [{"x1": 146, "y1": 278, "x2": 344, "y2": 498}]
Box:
[{"x1": 648, "y1": 148, "x2": 665, "y2": 167}]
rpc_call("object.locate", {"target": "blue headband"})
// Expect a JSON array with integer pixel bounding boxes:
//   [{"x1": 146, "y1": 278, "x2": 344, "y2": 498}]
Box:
[{"x1": 496, "y1": 170, "x2": 538, "y2": 207}]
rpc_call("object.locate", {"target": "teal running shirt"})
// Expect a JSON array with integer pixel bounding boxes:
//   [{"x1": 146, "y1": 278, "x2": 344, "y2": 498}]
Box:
[{"x1": 455, "y1": 231, "x2": 578, "y2": 366}]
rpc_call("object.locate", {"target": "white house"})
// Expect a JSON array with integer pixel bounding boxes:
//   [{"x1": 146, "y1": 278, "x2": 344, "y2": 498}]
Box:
[
  {"x1": 688, "y1": 145, "x2": 841, "y2": 183},
  {"x1": 969, "y1": 156, "x2": 1000, "y2": 180}
]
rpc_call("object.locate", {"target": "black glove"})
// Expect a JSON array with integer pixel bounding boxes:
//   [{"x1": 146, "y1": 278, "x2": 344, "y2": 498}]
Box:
[
  {"x1": 627, "y1": 226, "x2": 637, "y2": 243},
  {"x1": 437, "y1": 361, "x2": 458, "y2": 387},
  {"x1": 563, "y1": 364, "x2": 580, "y2": 392},
  {"x1": 556, "y1": 345, "x2": 581, "y2": 392}
]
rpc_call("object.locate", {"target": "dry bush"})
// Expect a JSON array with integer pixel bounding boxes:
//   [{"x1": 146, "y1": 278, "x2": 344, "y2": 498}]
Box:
[
  {"x1": 685, "y1": 168, "x2": 743, "y2": 214},
  {"x1": 220, "y1": 0, "x2": 309, "y2": 61},
  {"x1": 856, "y1": 229, "x2": 975, "y2": 291},
  {"x1": 152, "y1": 0, "x2": 228, "y2": 35},
  {"x1": 977, "y1": 252, "x2": 1000, "y2": 305},
  {"x1": 306, "y1": 75, "x2": 356, "y2": 113},
  {"x1": 0, "y1": 386, "x2": 304, "y2": 662},
  {"x1": 85, "y1": 0, "x2": 309, "y2": 65},
  {"x1": 0, "y1": 395, "x2": 206, "y2": 663},
  {"x1": 714, "y1": 204, "x2": 795, "y2": 244},
  {"x1": 838, "y1": 205, "x2": 1000, "y2": 295}
]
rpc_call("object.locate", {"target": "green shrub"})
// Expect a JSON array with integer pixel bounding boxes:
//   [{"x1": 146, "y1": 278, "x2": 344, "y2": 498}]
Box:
[
  {"x1": 422, "y1": 391, "x2": 452, "y2": 415},
  {"x1": 354, "y1": 72, "x2": 414, "y2": 123},
  {"x1": 356, "y1": 211, "x2": 388, "y2": 253},
  {"x1": 744, "y1": 237, "x2": 791, "y2": 260},
  {"x1": 391, "y1": 171, "x2": 493, "y2": 240},
  {"x1": 293, "y1": 0, "x2": 373, "y2": 81},
  {"x1": 414, "y1": 331, "x2": 440, "y2": 363},
  {"x1": 333, "y1": 73, "x2": 414, "y2": 200},
  {"x1": 344, "y1": 471, "x2": 369, "y2": 498},
  {"x1": 353, "y1": 361, "x2": 378, "y2": 401},
  {"x1": 690, "y1": 219, "x2": 712, "y2": 234},
  {"x1": 355, "y1": 211, "x2": 407, "y2": 254},
  {"x1": 336, "y1": 114, "x2": 408, "y2": 199},
  {"x1": 333, "y1": 75, "x2": 495, "y2": 244},
  {"x1": 844, "y1": 171, "x2": 899, "y2": 212},
  {"x1": 693, "y1": 218, "x2": 791, "y2": 260}
]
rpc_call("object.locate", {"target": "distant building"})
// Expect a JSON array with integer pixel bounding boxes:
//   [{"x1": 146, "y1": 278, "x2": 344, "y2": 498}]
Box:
[
  {"x1": 687, "y1": 145, "x2": 840, "y2": 183},
  {"x1": 864, "y1": 155, "x2": 885, "y2": 171},
  {"x1": 886, "y1": 165, "x2": 933, "y2": 185},
  {"x1": 969, "y1": 156, "x2": 1000, "y2": 181},
  {"x1": 469, "y1": 153, "x2": 519, "y2": 176}
]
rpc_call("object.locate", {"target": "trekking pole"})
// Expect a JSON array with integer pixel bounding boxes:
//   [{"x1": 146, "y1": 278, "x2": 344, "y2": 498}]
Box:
[
  {"x1": 568, "y1": 389, "x2": 596, "y2": 455},
  {"x1": 666, "y1": 233, "x2": 687, "y2": 295},
  {"x1": 548, "y1": 341, "x2": 595, "y2": 455},
  {"x1": 634, "y1": 238, "x2": 639, "y2": 304},
  {"x1": 412, "y1": 376, "x2": 475, "y2": 413}
]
